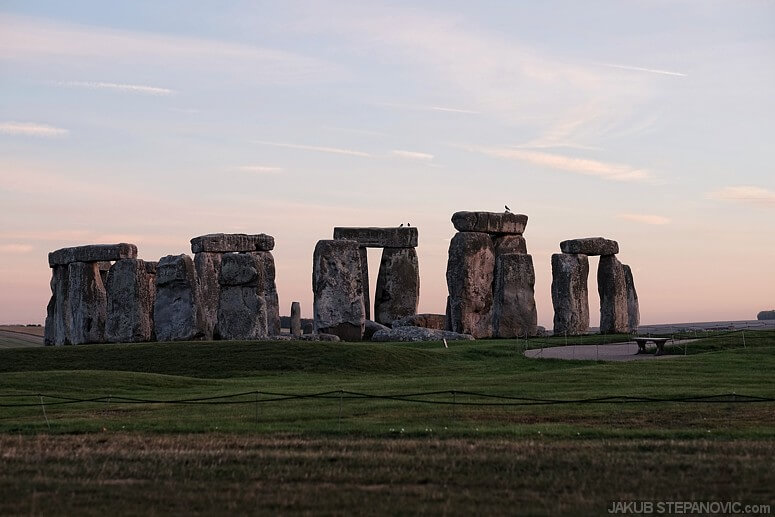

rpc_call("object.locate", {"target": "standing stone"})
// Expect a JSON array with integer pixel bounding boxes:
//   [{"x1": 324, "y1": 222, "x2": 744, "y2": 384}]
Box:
[
  {"x1": 551, "y1": 253, "x2": 590, "y2": 336},
  {"x1": 154, "y1": 254, "x2": 207, "y2": 341},
  {"x1": 446, "y1": 232, "x2": 495, "y2": 338},
  {"x1": 623, "y1": 264, "x2": 640, "y2": 332},
  {"x1": 145, "y1": 261, "x2": 157, "y2": 341},
  {"x1": 598, "y1": 255, "x2": 629, "y2": 334},
  {"x1": 374, "y1": 247, "x2": 420, "y2": 326},
  {"x1": 67, "y1": 261, "x2": 107, "y2": 345},
  {"x1": 493, "y1": 253, "x2": 538, "y2": 338},
  {"x1": 216, "y1": 253, "x2": 267, "y2": 340},
  {"x1": 194, "y1": 252, "x2": 222, "y2": 340},
  {"x1": 290, "y1": 302, "x2": 302, "y2": 337},
  {"x1": 358, "y1": 247, "x2": 370, "y2": 320},
  {"x1": 251, "y1": 251, "x2": 280, "y2": 336},
  {"x1": 312, "y1": 240, "x2": 365, "y2": 341},
  {"x1": 44, "y1": 265, "x2": 70, "y2": 345},
  {"x1": 105, "y1": 259, "x2": 153, "y2": 343},
  {"x1": 493, "y1": 235, "x2": 527, "y2": 256}
]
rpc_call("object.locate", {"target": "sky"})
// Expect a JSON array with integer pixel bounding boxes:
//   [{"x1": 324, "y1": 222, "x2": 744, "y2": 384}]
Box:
[{"x1": 0, "y1": 1, "x2": 773, "y2": 327}]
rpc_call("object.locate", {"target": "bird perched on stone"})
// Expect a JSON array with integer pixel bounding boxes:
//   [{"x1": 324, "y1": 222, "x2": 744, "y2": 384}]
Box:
[
  {"x1": 504, "y1": 205, "x2": 511, "y2": 213},
  {"x1": 407, "y1": 223, "x2": 411, "y2": 227},
  {"x1": 399, "y1": 223, "x2": 404, "y2": 227}
]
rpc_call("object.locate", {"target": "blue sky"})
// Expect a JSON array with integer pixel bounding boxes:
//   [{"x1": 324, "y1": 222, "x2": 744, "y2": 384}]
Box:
[{"x1": 1, "y1": 1, "x2": 773, "y2": 325}]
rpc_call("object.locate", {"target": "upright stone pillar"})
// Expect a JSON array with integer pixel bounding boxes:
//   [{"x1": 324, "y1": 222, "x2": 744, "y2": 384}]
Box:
[
  {"x1": 290, "y1": 301, "x2": 302, "y2": 337},
  {"x1": 105, "y1": 259, "x2": 154, "y2": 343},
  {"x1": 374, "y1": 247, "x2": 419, "y2": 326},
  {"x1": 446, "y1": 232, "x2": 495, "y2": 338},
  {"x1": 493, "y1": 253, "x2": 538, "y2": 338},
  {"x1": 194, "y1": 252, "x2": 222, "y2": 340},
  {"x1": 154, "y1": 254, "x2": 207, "y2": 341},
  {"x1": 44, "y1": 265, "x2": 70, "y2": 345},
  {"x1": 551, "y1": 253, "x2": 590, "y2": 335},
  {"x1": 251, "y1": 251, "x2": 280, "y2": 336},
  {"x1": 312, "y1": 239, "x2": 365, "y2": 341},
  {"x1": 67, "y1": 261, "x2": 108, "y2": 345},
  {"x1": 623, "y1": 265, "x2": 640, "y2": 332},
  {"x1": 598, "y1": 255, "x2": 629, "y2": 334},
  {"x1": 215, "y1": 253, "x2": 267, "y2": 340}
]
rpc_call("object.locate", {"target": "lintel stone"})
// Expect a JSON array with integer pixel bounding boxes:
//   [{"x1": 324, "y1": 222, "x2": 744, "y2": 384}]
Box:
[
  {"x1": 48, "y1": 243, "x2": 137, "y2": 267},
  {"x1": 333, "y1": 227, "x2": 417, "y2": 248},
  {"x1": 451, "y1": 212, "x2": 528, "y2": 235},
  {"x1": 560, "y1": 237, "x2": 619, "y2": 256},
  {"x1": 190, "y1": 233, "x2": 274, "y2": 253}
]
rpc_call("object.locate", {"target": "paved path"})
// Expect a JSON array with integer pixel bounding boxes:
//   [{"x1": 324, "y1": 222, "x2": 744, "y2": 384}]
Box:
[{"x1": 524, "y1": 340, "x2": 693, "y2": 362}]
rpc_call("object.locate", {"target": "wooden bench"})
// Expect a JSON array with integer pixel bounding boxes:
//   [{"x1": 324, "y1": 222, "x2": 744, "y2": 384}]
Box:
[{"x1": 633, "y1": 337, "x2": 670, "y2": 356}]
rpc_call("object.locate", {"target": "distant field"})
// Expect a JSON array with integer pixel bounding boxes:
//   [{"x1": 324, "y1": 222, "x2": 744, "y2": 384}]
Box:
[
  {"x1": 0, "y1": 326, "x2": 44, "y2": 348},
  {"x1": 1, "y1": 330, "x2": 772, "y2": 514}
]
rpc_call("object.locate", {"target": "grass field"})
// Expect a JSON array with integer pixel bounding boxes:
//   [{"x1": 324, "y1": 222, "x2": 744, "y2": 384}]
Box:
[{"x1": 1, "y1": 330, "x2": 773, "y2": 515}]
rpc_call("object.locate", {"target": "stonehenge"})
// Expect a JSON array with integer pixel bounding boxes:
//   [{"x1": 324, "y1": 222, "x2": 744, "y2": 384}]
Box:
[
  {"x1": 446, "y1": 211, "x2": 537, "y2": 339},
  {"x1": 333, "y1": 227, "x2": 419, "y2": 326},
  {"x1": 551, "y1": 237, "x2": 640, "y2": 335},
  {"x1": 42, "y1": 216, "x2": 644, "y2": 346}
]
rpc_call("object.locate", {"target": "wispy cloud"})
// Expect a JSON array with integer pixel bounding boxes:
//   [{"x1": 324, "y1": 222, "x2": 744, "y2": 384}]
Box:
[
  {"x1": 253, "y1": 140, "x2": 372, "y2": 157},
  {"x1": 0, "y1": 244, "x2": 34, "y2": 253},
  {"x1": 379, "y1": 102, "x2": 480, "y2": 115},
  {"x1": 616, "y1": 213, "x2": 670, "y2": 225},
  {"x1": 707, "y1": 186, "x2": 775, "y2": 207},
  {"x1": 234, "y1": 165, "x2": 284, "y2": 174},
  {"x1": 0, "y1": 122, "x2": 68, "y2": 137},
  {"x1": 392, "y1": 150, "x2": 434, "y2": 161},
  {"x1": 464, "y1": 146, "x2": 651, "y2": 182},
  {"x1": 596, "y1": 63, "x2": 687, "y2": 77},
  {"x1": 58, "y1": 80, "x2": 175, "y2": 95}
]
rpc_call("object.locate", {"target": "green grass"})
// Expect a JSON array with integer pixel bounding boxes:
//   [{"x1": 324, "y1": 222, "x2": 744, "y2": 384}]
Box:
[{"x1": 1, "y1": 331, "x2": 773, "y2": 515}]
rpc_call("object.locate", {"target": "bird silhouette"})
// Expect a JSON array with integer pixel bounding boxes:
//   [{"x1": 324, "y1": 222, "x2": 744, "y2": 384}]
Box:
[
  {"x1": 399, "y1": 223, "x2": 404, "y2": 227},
  {"x1": 504, "y1": 205, "x2": 511, "y2": 213},
  {"x1": 407, "y1": 223, "x2": 411, "y2": 227}
]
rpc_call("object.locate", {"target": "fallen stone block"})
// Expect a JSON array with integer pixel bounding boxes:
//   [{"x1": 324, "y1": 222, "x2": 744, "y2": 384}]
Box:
[
  {"x1": 364, "y1": 320, "x2": 390, "y2": 340},
  {"x1": 392, "y1": 313, "x2": 447, "y2": 330},
  {"x1": 374, "y1": 247, "x2": 419, "y2": 326},
  {"x1": 49, "y1": 243, "x2": 137, "y2": 267},
  {"x1": 190, "y1": 233, "x2": 275, "y2": 253},
  {"x1": 371, "y1": 326, "x2": 474, "y2": 342},
  {"x1": 333, "y1": 227, "x2": 418, "y2": 248},
  {"x1": 451, "y1": 212, "x2": 528, "y2": 235},
  {"x1": 312, "y1": 239, "x2": 365, "y2": 341},
  {"x1": 493, "y1": 253, "x2": 538, "y2": 338},
  {"x1": 551, "y1": 253, "x2": 590, "y2": 336},
  {"x1": 560, "y1": 237, "x2": 619, "y2": 256},
  {"x1": 446, "y1": 232, "x2": 495, "y2": 338}
]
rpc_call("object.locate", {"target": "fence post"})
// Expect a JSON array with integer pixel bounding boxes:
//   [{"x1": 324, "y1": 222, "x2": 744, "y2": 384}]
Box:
[
  {"x1": 255, "y1": 391, "x2": 259, "y2": 425},
  {"x1": 742, "y1": 330, "x2": 746, "y2": 349},
  {"x1": 338, "y1": 390, "x2": 343, "y2": 432},
  {"x1": 39, "y1": 395, "x2": 50, "y2": 430}
]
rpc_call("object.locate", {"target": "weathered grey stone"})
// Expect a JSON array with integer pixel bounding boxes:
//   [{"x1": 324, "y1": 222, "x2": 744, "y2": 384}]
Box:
[
  {"x1": 299, "y1": 333, "x2": 340, "y2": 342},
  {"x1": 446, "y1": 232, "x2": 495, "y2": 338},
  {"x1": 302, "y1": 321, "x2": 314, "y2": 335},
  {"x1": 445, "y1": 296, "x2": 452, "y2": 331},
  {"x1": 215, "y1": 253, "x2": 267, "y2": 340},
  {"x1": 194, "y1": 252, "x2": 222, "y2": 340},
  {"x1": 250, "y1": 251, "x2": 280, "y2": 336},
  {"x1": 374, "y1": 247, "x2": 419, "y2": 326},
  {"x1": 392, "y1": 313, "x2": 447, "y2": 330},
  {"x1": 560, "y1": 237, "x2": 619, "y2": 256},
  {"x1": 623, "y1": 265, "x2": 640, "y2": 332},
  {"x1": 190, "y1": 233, "x2": 274, "y2": 253},
  {"x1": 154, "y1": 254, "x2": 207, "y2": 341},
  {"x1": 551, "y1": 253, "x2": 589, "y2": 336},
  {"x1": 67, "y1": 261, "x2": 107, "y2": 344},
  {"x1": 290, "y1": 302, "x2": 302, "y2": 337},
  {"x1": 451, "y1": 212, "x2": 528, "y2": 235},
  {"x1": 371, "y1": 326, "x2": 474, "y2": 342},
  {"x1": 493, "y1": 253, "x2": 538, "y2": 338},
  {"x1": 598, "y1": 255, "x2": 629, "y2": 334},
  {"x1": 333, "y1": 227, "x2": 418, "y2": 248},
  {"x1": 758, "y1": 310, "x2": 775, "y2": 321},
  {"x1": 312, "y1": 240, "x2": 365, "y2": 341},
  {"x1": 364, "y1": 320, "x2": 390, "y2": 340},
  {"x1": 493, "y1": 235, "x2": 527, "y2": 256},
  {"x1": 97, "y1": 261, "x2": 111, "y2": 286},
  {"x1": 44, "y1": 265, "x2": 70, "y2": 345},
  {"x1": 144, "y1": 261, "x2": 158, "y2": 274},
  {"x1": 359, "y1": 247, "x2": 370, "y2": 320},
  {"x1": 49, "y1": 243, "x2": 137, "y2": 267},
  {"x1": 105, "y1": 259, "x2": 153, "y2": 343}
]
